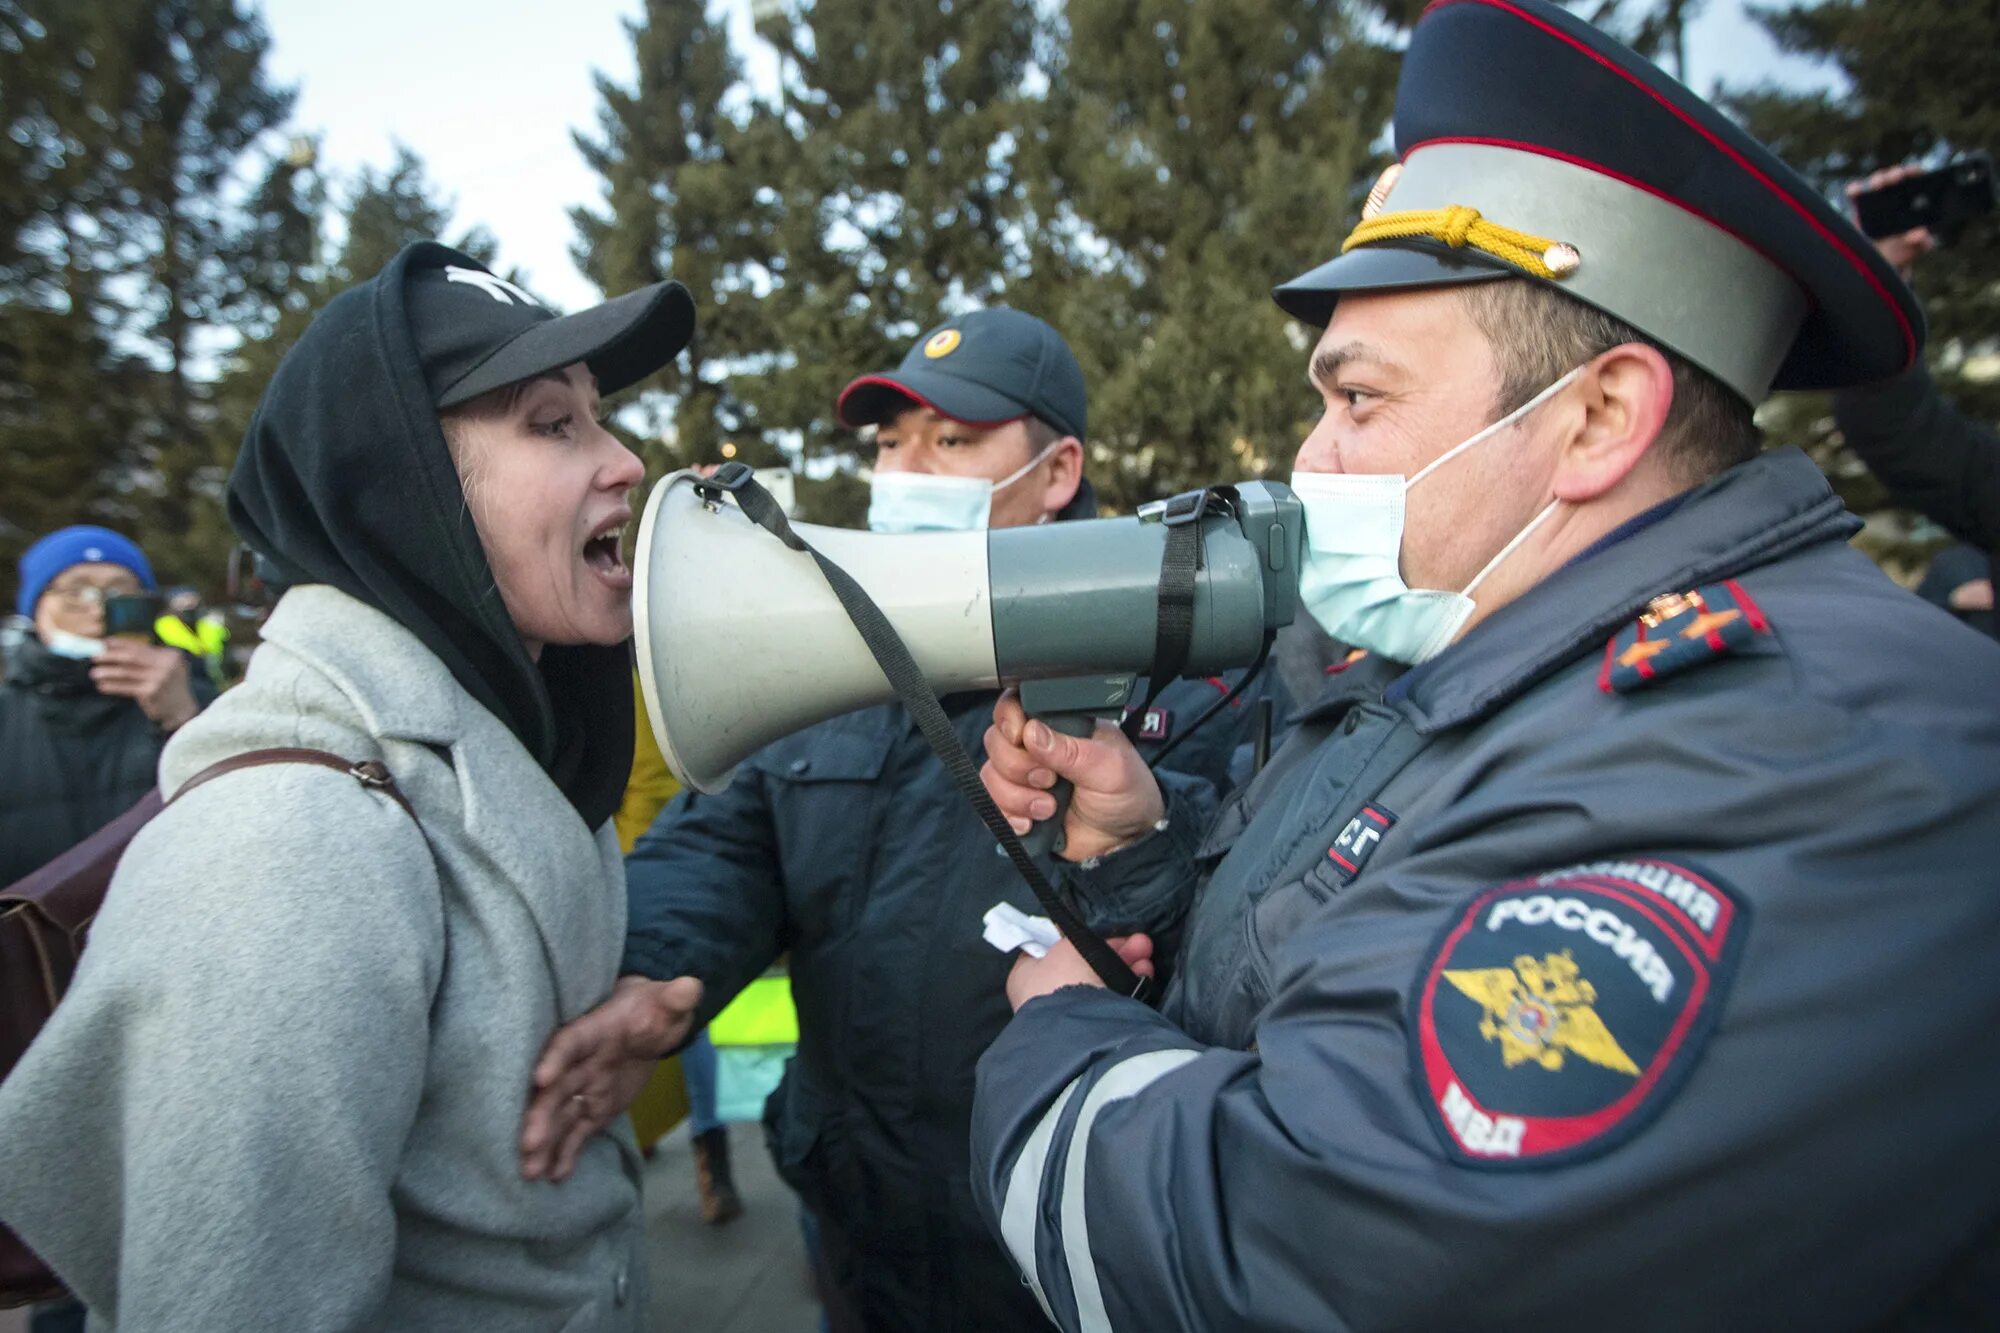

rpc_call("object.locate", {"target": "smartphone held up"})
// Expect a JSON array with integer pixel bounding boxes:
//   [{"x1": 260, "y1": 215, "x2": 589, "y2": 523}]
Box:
[{"x1": 1852, "y1": 154, "x2": 1995, "y2": 245}]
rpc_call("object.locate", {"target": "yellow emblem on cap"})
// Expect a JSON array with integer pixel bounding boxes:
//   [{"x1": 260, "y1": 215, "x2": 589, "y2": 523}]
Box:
[
  {"x1": 1344, "y1": 204, "x2": 1581, "y2": 282},
  {"x1": 1444, "y1": 949, "x2": 1640, "y2": 1076},
  {"x1": 924, "y1": 329, "x2": 961, "y2": 359}
]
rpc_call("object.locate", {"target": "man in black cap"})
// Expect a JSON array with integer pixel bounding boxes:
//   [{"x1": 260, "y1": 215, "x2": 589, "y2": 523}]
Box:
[
  {"x1": 528, "y1": 309, "x2": 1277, "y2": 1331},
  {"x1": 971, "y1": 2, "x2": 2000, "y2": 1328}
]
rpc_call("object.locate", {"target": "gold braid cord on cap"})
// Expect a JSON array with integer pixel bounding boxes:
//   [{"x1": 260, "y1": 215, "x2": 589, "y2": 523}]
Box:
[{"x1": 1343, "y1": 204, "x2": 1581, "y2": 280}]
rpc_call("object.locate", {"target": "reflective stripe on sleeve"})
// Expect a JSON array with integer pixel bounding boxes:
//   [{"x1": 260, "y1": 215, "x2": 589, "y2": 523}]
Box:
[
  {"x1": 1000, "y1": 1073, "x2": 1085, "y2": 1319},
  {"x1": 1060, "y1": 1049, "x2": 1202, "y2": 1332}
]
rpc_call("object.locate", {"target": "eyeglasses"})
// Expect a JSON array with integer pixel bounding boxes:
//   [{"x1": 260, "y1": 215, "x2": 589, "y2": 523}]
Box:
[{"x1": 45, "y1": 581, "x2": 145, "y2": 607}]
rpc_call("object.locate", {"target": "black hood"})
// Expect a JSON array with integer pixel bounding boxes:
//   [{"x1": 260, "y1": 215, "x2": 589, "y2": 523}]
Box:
[{"x1": 226, "y1": 242, "x2": 635, "y2": 831}]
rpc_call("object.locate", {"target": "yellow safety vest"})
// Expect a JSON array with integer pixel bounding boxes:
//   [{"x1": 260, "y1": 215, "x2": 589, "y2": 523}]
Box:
[
  {"x1": 154, "y1": 614, "x2": 229, "y2": 677},
  {"x1": 708, "y1": 975, "x2": 800, "y2": 1047}
]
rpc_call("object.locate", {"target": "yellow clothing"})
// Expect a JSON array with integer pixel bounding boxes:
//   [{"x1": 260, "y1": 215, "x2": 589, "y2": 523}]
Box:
[
  {"x1": 707, "y1": 975, "x2": 800, "y2": 1046},
  {"x1": 154, "y1": 613, "x2": 230, "y2": 684},
  {"x1": 615, "y1": 672, "x2": 680, "y2": 854},
  {"x1": 616, "y1": 671, "x2": 690, "y2": 1147}
]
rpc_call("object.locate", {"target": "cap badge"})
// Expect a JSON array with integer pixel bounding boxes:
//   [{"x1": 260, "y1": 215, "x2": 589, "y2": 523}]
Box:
[
  {"x1": 924, "y1": 329, "x2": 962, "y2": 359},
  {"x1": 1361, "y1": 163, "x2": 1403, "y2": 222},
  {"x1": 1343, "y1": 204, "x2": 1581, "y2": 282}
]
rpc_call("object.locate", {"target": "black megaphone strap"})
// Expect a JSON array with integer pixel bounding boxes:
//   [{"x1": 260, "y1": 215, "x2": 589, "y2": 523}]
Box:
[{"x1": 694, "y1": 464, "x2": 1152, "y2": 1001}]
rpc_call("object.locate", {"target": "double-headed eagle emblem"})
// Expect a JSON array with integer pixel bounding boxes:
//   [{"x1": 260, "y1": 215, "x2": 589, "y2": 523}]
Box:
[{"x1": 1443, "y1": 949, "x2": 1641, "y2": 1076}]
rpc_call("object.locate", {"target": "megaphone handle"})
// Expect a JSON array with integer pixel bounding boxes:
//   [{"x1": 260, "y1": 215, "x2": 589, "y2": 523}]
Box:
[{"x1": 1016, "y1": 713, "x2": 1098, "y2": 859}]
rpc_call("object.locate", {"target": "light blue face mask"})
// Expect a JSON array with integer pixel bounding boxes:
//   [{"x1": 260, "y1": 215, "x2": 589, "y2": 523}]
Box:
[
  {"x1": 42, "y1": 628, "x2": 106, "y2": 660},
  {"x1": 867, "y1": 444, "x2": 1059, "y2": 533},
  {"x1": 1291, "y1": 367, "x2": 1581, "y2": 664}
]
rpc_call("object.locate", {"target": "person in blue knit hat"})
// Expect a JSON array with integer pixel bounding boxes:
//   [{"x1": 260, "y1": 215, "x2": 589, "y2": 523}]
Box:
[{"x1": 1, "y1": 525, "x2": 208, "y2": 886}]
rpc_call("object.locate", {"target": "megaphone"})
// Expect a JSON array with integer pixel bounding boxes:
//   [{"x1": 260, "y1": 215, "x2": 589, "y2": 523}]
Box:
[{"x1": 632, "y1": 469, "x2": 1305, "y2": 793}]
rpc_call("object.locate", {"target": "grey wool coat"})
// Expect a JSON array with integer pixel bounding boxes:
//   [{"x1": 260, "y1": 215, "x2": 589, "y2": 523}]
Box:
[{"x1": 0, "y1": 584, "x2": 649, "y2": 1331}]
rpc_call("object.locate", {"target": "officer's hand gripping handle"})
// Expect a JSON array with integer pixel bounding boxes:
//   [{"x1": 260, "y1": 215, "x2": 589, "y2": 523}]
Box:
[{"x1": 1016, "y1": 713, "x2": 1098, "y2": 860}]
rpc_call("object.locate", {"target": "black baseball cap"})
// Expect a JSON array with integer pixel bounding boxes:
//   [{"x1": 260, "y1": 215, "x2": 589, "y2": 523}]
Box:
[
  {"x1": 403, "y1": 242, "x2": 696, "y2": 409},
  {"x1": 836, "y1": 307, "x2": 1087, "y2": 440}
]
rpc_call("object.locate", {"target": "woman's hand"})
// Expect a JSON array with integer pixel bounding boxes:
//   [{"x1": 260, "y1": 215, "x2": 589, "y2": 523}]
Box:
[
  {"x1": 520, "y1": 974, "x2": 703, "y2": 1181},
  {"x1": 91, "y1": 639, "x2": 199, "y2": 732}
]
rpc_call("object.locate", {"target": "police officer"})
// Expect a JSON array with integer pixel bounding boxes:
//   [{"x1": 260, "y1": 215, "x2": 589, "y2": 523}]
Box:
[
  {"x1": 522, "y1": 310, "x2": 1278, "y2": 1331},
  {"x1": 972, "y1": 3, "x2": 2000, "y2": 1327}
]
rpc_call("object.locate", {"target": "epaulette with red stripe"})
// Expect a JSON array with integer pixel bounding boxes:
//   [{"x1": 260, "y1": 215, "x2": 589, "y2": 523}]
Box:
[{"x1": 1599, "y1": 579, "x2": 1772, "y2": 694}]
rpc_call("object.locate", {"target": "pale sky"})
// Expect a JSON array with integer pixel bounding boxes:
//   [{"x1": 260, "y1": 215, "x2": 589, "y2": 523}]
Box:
[{"x1": 259, "y1": 0, "x2": 1831, "y2": 314}]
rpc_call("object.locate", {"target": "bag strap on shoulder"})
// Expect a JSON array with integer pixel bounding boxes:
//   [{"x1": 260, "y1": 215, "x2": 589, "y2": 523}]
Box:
[
  {"x1": 172, "y1": 748, "x2": 417, "y2": 823},
  {"x1": 2, "y1": 751, "x2": 417, "y2": 960}
]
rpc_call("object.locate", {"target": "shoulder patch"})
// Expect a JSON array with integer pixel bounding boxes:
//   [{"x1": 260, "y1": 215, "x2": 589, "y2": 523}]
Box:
[
  {"x1": 1133, "y1": 707, "x2": 1172, "y2": 743},
  {"x1": 1411, "y1": 859, "x2": 1747, "y2": 1167},
  {"x1": 1326, "y1": 804, "x2": 1398, "y2": 883},
  {"x1": 1599, "y1": 580, "x2": 1771, "y2": 694}
]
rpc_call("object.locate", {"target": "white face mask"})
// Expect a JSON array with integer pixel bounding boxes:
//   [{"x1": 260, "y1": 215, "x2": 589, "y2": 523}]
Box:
[
  {"x1": 43, "y1": 627, "x2": 106, "y2": 660},
  {"x1": 1291, "y1": 367, "x2": 1581, "y2": 664},
  {"x1": 867, "y1": 443, "x2": 1060, "y2": 533}
]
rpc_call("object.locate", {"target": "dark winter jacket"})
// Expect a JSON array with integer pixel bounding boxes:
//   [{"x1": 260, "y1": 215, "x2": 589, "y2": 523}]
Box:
[
  {"x1": 1835, "y1": 362, "x2": 2000, "y2": 636},
  {"x1": 620, "y1": 466, "x2": 1282, "y2": 1333},
  {"x1": 622, "y1": 674, "x2": 1266, "y2": 1332},
  {"x1": 0, "y1": 639, "x2": 210, "y2": 885}
]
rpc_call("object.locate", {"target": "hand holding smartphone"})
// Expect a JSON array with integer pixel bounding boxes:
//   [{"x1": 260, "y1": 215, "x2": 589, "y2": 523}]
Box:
[{"x1": 1850, "y1": 155, "x2": 1994, "y2": 245}]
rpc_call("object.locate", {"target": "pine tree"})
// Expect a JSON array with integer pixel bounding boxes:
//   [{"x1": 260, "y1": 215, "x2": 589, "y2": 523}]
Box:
[
  {"x1": 1, "y1": 0, "x2": 182, "y2": 593},
  {"x1": 191, "y1": 146, "x2": 493, "y2": 599},
  {"x1": 1728, "y1": 0, "x2": 1999, "y2": 578},
  {"x1": 0, "y1": 0, "x2": 105, "y2": 581},
  {"x1": 2, "y1": 0, "x2": 302, "y2": 598},
  {"x1": 578, "y1": 0, "x2": 1047, "y2": 524},
  {"x1": 571, "y1": 0, "x2": 751, "y2": 476},
  {"x1": 336, "y1": 145, "x2": 498, "y2": 285},
  {"x1": 581, "y1": 0, "x2": 1414, "y2": 524},
  {"x1": 732, "y1": 0, "x2": 1042, "y2": 473},
  {"x1": 107, "y1": 0, "x2": 295, "y2": 590},
  {"x1": 1006, "y1": 1, "x2": 1404, "y2": 511},
  {"x1": 2, "y1": 4, "x2": 501, "y2": 608},
  {"x1": 0, "y1": 303, "x2": 159, "y2": 596}
]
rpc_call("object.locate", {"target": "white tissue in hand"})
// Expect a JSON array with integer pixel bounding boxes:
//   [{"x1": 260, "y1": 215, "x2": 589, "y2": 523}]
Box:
[{"x1": 982, "y1": 903, "x2": 1061, "y2": 959}]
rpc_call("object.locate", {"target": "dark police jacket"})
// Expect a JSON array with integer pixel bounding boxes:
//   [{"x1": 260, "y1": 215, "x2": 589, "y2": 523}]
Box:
[
  {"x1": 1836, "y1": 363, "x2": 2000, "y2": 638},
  {"x1": 623, "y1": 674, "x2": 1268, "y2": 1332},
  {"x1": 973, "y1": 448, "x2": 2000, "y2": 1332}
]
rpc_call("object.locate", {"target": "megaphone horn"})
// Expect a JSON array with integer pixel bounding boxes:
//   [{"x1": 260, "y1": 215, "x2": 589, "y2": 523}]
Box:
[{"x1": 633, "y1": 469, "x2": 1303, "y2": 793}]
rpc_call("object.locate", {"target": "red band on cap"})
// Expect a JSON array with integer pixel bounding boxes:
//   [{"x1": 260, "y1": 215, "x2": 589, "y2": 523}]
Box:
[
  {"x1": 835, "y1": 375, "x2": 1027, "y2": 431},
  {"x1": 1419, "y1": 0, "x2": 1917, "y2": 367}
]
